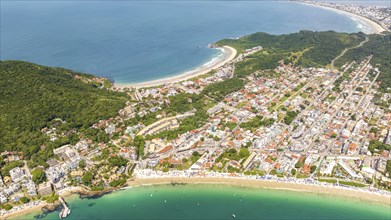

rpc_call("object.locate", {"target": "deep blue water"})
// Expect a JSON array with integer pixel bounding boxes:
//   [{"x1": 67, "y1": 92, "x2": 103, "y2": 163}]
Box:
[{"x1": 1, "y1": 1, "x2": 363, "y2": 84}]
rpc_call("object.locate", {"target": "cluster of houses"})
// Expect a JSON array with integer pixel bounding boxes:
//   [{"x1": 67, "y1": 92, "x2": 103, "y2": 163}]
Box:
[{"x1": 306, "y1": 0, "x2": 391, "y2": 31}]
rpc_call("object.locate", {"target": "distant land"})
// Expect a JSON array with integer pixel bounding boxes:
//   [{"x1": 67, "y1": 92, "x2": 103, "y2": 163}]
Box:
[
  {"x1": 1, "y1": 0, "x2": 391, "y2": 219},
  {"x1": 0, "y1": 0, "x2": 372, "y2": 84},
  {"x1": 1, "y1": 30, "x2": 390, "y2": 218}
]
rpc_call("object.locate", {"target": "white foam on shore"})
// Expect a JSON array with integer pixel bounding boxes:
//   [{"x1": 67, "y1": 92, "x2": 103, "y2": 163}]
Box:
[
  {"x1": 202, "y1": 48, "x2": 225, "y2": 67},
  {"x1": 116, "y1": 46, "x2": 236, "y2": 88},
  {"x1": 298, "y1": 2, "x2": 386, "y2": 34}
]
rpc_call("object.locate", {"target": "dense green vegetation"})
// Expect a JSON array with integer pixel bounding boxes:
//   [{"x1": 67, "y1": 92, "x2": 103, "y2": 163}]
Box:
[
  {"x1": 2, "y1": 204, "x2": 13, "y2": 210},
  {"x1": 240, "y1": 116, "x2": 275, "y2": 131},
  {"x1": 217, "y1": 31, "x2": 366, "y2": 78},
  {"x1": 335, "y1": 34, "x2": 391, "y2": 92},
  {"x1": 109, "y1": 178, "x2": 126, "y2": 187},
  {"x1": 132, "y1": 135, "x2": 145, "y2": 159},
  {"x1": 43, "y1": 193, "x2": 59, "y2": 203},
  {"x1": 201, "y1": 78, "x2": 245, "y2": 101},
  {"x1": 0, "y1": 60, "x2": 127, "y2": 163},
  {"x1": 386, "y1": 160, "x2": 391, "y2": 178},
  {"x1": 20, "y1": 197, "x2": 30, "y2": 204},
  {"x1": 82, "y1": 171, "x2": 93, "y2": 185},
  {"x1": 283, "y1": 110, "x2": 299, "y2": 125},
  {"x1": 108, "y1": 156, "x2": 128, "y2": 167},
  {"x1": 0, "y1": 160, "x2": 23, "y2": 177},
  {"x1": 368, "y1": 140, "x2": 391, "y2": 154},
  {"x1": 32, "y1": 168, "x2": 46, "y2": 184},
  {"x1": 215, "y1": 148, "x2": 249, "y2": 163}
]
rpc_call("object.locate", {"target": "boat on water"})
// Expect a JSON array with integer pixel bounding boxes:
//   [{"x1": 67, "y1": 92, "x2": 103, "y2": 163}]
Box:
[{"x1": 232, "y1": 213, "x2": 236, "y2": 218}]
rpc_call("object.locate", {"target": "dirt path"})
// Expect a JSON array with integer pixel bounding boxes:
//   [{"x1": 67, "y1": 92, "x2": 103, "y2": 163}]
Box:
[{"x1": 330, "y1": 36, "x2": 369, "y2": 69}]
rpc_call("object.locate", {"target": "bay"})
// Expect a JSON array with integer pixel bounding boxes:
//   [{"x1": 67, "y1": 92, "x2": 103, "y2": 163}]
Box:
[
  {"x1": 1, "y1": 1, "x2": 362, "y2": 84},
  {"x1": 15, "y1": 184, "x2": 391, "y2": 219}
]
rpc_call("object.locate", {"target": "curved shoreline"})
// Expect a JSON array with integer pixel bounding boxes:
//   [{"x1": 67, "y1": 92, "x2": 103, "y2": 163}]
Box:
[
  {"x1": 115, "y1": 46, "x2": 237, "y2": 89},
  {"x1": 127, "y1": 177, "x2": 391, "y2": 206},
  {"x1": 113, "y1": 2, "x2": 385, "y2": 89},
  {"x1": 299, "y1": 1, "x2": 386, "y2": 34},
  {"x1": 4, "y1": 177, "x2": 390, "y2": 219}
]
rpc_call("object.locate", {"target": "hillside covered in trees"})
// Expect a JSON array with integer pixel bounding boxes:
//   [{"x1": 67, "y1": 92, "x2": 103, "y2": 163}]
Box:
[
  {"x1": 335, "y1": 33, "x2": 391, "y2": 92},
  {"x1": 0, "y1": 61, "x2": 127, "y2": 161},
  {"x1": 216, "y1": 31, "x2": 390, "y2": 92}
]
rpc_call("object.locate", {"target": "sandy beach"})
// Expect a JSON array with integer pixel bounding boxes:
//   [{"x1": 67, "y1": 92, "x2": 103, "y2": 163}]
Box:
[
  {"x1": 115, "y1": 46, "x2": 237, "y2": 89},
  {"x1": 301, "y1": 2, "x2": 386, "y2": 34},
  {"x1": 127, "y1": 177, "x2": 391, "y2": 206},
  {"x1": 3, "y1": 177, "x2": 390, "y2": 219},
  {"x1": 2, "y1": 202, "x2": 47, "y2": 220}
]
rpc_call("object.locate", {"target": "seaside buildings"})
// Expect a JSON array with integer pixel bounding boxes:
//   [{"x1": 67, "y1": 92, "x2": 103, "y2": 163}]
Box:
[
  {"x1": 1, "y1": 35, "x2": 391, "y2": 218},
  {"x1": 303, "y1": 0, "x2": 391, "y2": 31}
]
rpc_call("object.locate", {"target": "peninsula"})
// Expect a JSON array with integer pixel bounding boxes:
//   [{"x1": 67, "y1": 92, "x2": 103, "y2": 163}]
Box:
[{"x1": 1, "y1": 2, "x2": 391, "y2": 219}]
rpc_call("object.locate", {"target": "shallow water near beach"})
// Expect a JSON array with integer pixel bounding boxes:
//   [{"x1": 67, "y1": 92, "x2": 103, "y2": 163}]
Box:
[
  {"x1": 14, "y1": 184, "x2": 391, "y2": 219},
  {"x1": 1, "y1": 1, "x2": 363, "y2": 84}
]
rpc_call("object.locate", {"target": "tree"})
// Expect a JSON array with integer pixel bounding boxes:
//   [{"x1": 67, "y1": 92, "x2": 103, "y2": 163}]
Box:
[
  {"x1": 386, "y1": 160, "x2": 391, "y2": 177},
  {"x1": 20, "y1": 197, "x2": 30, "y2": 203},
  {"x1": 295, "y1": 162, "x2": 303, "y2": 169},
  {"x1": 2, "y1": 204, "x2": 13, "y2": 210},
  {"x1": 283, "y1": 111, "x2": 299, "y2": 125},
  {"x1": 108, "y1": 156, "x2": 128, "y2": 167},
  {"x1": 291, "y1": 168, "x2": 297, "y2": 175},
  {"x1": 82, "y1": 172, "x2": 93, "y2": 185},
  {"x1": 192, "y1": 151, "x2": 201, "y2": 157},
  {"x1": 0, "y1": 61, "x2": 127, "y2": 163},
  {"x1": 79, "y1": 160, "x2": 86, "y2": 169},
  {"x1": 133, "y1": 135, "x2": 145, "y2": 159},
  {"x1": 239, "y1": 148, "x2": 250, "y2": 158},
  {"x1": 32, "y1": 168, "x2": 46, "y2": 184},
  {"x1": 310, "y1": 165, "x2": 317, "y2": 173},
  {"x1": 109, "y1": 179, "x2": 126, "y2": 187}
]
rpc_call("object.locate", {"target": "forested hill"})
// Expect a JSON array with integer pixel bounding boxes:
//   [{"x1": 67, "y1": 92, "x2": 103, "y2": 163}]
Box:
[
  {"x1": 216, "y1": 31, "x2": 390, "y2": 92},
  {"x1": 335, "y1": 33, "x2": 391, "y2": 92},
  {"x1": 217, "y1": 30, "x2": 366, "y2": 67},
  {"x1": 0, "y1": 61, "x2": 127, "y2": 158}
]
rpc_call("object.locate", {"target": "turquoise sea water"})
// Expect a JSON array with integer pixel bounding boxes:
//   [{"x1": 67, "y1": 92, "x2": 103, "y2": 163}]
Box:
[
  {"x1": 14, "y1": 184, "x2": 391, "y2": 220},
  {"x1": 1, "y1": 0, "x2": 363, "y2": 84}
]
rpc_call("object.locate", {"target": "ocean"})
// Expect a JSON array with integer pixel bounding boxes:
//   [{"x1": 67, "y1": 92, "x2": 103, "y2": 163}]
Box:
[
  {"x1": 1, "y1": 0, "x2": 364, "y2": 84},
  {"x1": 14, "y1": 184, "x2": 391, "y2": 219}
]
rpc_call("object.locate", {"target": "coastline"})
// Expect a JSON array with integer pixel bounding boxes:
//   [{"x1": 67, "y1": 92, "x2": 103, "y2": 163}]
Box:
[
  {"x1": 113, "y1": 2, "x2": 385, "y2": 89},
  {"x1": 2, "y1": 4, "x2": 390, "y2": 220},
  {"x1": 127, "y1": 177, "x2": 391, "y2": 206},
  {"x1": 114, "y1": 46, "x2": 237, "y2": 89},
  {"x1": 4, "y1": 177, "x2": 390, "y2": 219},
  {"x1": 299, "y1": 1, "x2": 386, "y2": 34},
  {"x1": 3, "y1": 202, "x2": 48, "y2": 220}
]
